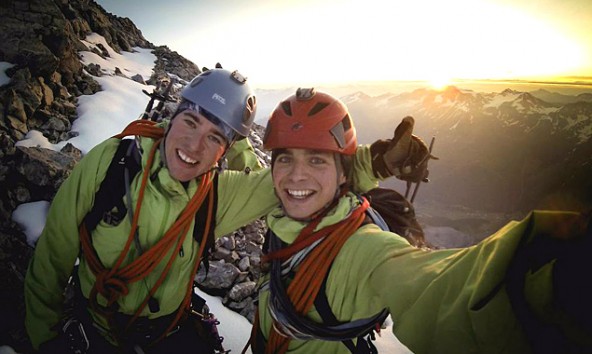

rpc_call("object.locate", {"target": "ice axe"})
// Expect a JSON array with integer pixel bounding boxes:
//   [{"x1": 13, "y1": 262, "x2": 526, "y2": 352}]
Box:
[
  {"x1": 141, "y1": 77, "x2": 176, "y2": 121},
  {"x1": 405, "y1": 136, "x2": 437, "y2": 203}
]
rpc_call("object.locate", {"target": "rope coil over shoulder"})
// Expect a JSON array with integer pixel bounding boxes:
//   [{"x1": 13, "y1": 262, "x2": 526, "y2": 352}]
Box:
[
  {"x1": 78, "y1": 120, "x2": 216, "y2": 346},
  {"x1": 247, "y1": 198, "x2": 388, "y2": 354}
]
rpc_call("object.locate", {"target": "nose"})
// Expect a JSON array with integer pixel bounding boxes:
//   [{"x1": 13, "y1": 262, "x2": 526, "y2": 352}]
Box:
[
  {"x1": 286, "y1": 159, "x2": 309, "y2": 182},
  {"x1": 187, "y1": 130, "x2": 206, "y2": 152}
]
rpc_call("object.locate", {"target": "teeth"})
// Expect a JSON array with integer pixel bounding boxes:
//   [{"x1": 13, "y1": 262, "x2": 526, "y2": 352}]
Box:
[
  {"x1": 177, "y1": 150, "x2": 197, "y2": 164},
  {"x1": 287, "y1": 189, "x2": 314, "y2": 198}
]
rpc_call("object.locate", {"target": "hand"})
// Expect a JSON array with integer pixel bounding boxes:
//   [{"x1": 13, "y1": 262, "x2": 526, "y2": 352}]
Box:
[
  {"x1": 370, "y1": 116, "x2": 436, "y2": 181},
  {"x1": 506, "y1": 211, "x2": 592, "y2": 353}
]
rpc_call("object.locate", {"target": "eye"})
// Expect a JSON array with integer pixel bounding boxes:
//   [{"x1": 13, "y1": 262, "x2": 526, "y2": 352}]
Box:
[
  {"x1": 276, "y1": 154, "x2": 292, "y2": 164},
  {"x1": 208, "y1": 135, "x2": 224, "y2": 146},
  {"x1": 310, "y1": 156, "x2": 327, "y2": 165},
  {"x1": 184, "y1": 118, "x2": 197, "y2": 129}
]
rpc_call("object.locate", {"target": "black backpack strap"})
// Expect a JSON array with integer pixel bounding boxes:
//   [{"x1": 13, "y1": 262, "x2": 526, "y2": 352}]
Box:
[
  {"x1": 83, "y1": 139, "x2": 141, "y2": 232},
  {"x1": 193, "y1": 173, "x2": 219, "y2": 275},
  {"x1": 314, "y1": 266, "x2": 382, "y2": 354},
  {"x1": 314, "y1": 275, "x2": 358, "y2": 353}
]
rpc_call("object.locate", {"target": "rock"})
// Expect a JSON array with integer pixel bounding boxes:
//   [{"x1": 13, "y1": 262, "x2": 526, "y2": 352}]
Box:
[
  {"x1": 195, "y1": 260, "x2": 241, "y2": 289},
  {"x1": 228, "y1": 281, "x2": 257, "y2": 302},
  {"x1": 131, "y1": 74, "x2": 145, "y2": 85}
]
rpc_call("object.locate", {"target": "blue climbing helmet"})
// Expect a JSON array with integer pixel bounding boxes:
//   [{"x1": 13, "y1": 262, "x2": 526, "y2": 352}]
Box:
[{"x1": 180, "y1": 68, "x2": 257, "y2": 139}]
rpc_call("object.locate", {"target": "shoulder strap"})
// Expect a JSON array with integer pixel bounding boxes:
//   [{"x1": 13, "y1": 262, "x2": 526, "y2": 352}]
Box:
[
  {"x1": 83, "y1": 139, "x2": 141, "y2": 232},
  {"x1": 193, "y1": 173, "x2": 219, "y2": 274},
  {"x1": 314, "y1": 275, "x2": 358, "y2": 353},
  {"x1": 313, "y1": 258, "x2": 383, "y2": 354}
]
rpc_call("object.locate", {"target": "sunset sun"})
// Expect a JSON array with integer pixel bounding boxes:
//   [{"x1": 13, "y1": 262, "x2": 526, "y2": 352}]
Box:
[{"x1": 428, "y1": 76, "x2": 452, "y2": 90}]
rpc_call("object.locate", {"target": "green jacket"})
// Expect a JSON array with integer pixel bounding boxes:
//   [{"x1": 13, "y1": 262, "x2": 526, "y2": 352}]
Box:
[
  {"x1": 258, "y1": 193, "x2": 581, "y2": 353},
  {"x1": 226, "y1": 137, "x2": 264, "y2": 172},
  {"x1": 24, "y1": 133, "x2": 379, "y2": 349}
]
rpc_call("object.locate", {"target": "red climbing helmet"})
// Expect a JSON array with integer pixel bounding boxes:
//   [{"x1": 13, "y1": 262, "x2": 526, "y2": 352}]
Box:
[{"x1": 263, "y1": 88, "x2": 357, "y2": 155}]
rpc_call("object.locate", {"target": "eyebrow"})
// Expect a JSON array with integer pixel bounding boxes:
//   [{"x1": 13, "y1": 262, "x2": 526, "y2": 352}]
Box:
[{"x1": 184, "y1": 111, "x2": 228, "y2": 144}]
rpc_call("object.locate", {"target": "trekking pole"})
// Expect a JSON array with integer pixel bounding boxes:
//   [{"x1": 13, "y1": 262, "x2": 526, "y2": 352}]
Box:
[{"x1": 410, "y1": 136, "x2": 436, "y2": 203}]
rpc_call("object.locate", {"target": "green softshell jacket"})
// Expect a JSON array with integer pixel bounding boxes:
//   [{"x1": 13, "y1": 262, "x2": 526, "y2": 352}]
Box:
[
  {"x1": 258, "y1": 193, "x2": 582, "y2": 353},
  {"x1": 24, "y1": 133, "x2": 379, "y2": 349},
  {"x1": 226, "y1": 137, "x2": 264, "y2": 172}
]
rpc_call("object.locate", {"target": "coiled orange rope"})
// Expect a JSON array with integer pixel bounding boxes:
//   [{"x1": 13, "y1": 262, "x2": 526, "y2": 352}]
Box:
[
  {"x1": 264, "y1": 199, "x2": 369, "y2": 354},
  {"x1": 79, "y1": 120, "x2": 215, "y2": 345}
]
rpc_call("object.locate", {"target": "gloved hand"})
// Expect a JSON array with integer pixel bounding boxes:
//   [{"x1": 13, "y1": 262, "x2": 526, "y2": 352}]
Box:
[
  {"x1": 370, "y1": 116, "x2": 436, "y2": 182},
  {"x1": 506, "y1": 211, "x2": 592, "y2": 353}
]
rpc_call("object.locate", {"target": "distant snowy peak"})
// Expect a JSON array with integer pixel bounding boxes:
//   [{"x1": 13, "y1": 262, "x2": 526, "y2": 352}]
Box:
[
  {"x1": 341, "y1": 91, "x2": 372, "y2": 104},
  {"x1": 348, "y1": 85, "x2": 563, "y2": 114}
]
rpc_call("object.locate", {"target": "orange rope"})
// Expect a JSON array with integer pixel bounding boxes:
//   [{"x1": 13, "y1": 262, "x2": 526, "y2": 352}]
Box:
[
  {"x1": 79, "y1": 120, "x2": 215, "y2": 345},
  {"x1": 264, "y1": 199, "x2": 369, "y2": 354}
]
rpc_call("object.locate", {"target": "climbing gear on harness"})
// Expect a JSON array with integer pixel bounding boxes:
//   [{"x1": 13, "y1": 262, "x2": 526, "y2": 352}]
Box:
[
  {"x1": 263, "y1": 88, "x2": 357, "y2": 155},
  {"x1": 189, "y1": 286, "x2": 230, "y2": 354},
  {"x1": 78, "y1": 120, "x2": 217, "y2": 348},
  {"x1": 61, "y1": 316, "x2": 90, "y2": 354}
]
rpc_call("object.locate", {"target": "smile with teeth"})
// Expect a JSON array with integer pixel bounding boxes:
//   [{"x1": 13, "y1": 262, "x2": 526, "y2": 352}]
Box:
[
  {"x1": 286, "y1": 189, "x2": 315, "y2": 199},
  {"x1": 177, "y1": 149, "x2": 198, "y2": 165}
]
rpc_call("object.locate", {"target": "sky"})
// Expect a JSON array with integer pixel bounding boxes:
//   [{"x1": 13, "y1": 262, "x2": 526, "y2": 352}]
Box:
[
  {"x1": 95, "y1": 0, "x2": 592, "y2": 87},
  {"x1": 1, "y1": 33, "x2": 411, "y2": 354}
]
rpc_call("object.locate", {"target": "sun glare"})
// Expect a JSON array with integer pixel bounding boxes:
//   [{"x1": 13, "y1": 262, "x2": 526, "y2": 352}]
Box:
[
  {"x1": 173, "y1": 0, "x2": 591, "y2": 86},
  {"x1": 428, "y1": 76, "x2": 452, "y2": 91}
]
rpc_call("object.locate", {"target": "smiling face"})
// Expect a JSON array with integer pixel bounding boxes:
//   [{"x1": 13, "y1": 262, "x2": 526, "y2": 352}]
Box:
[
  {"x1": 164, "y1": 109, "x2": 228, "y2": 182},
  {"x1": 272, "y1": 148, "x2": 346, "y2": 220}
]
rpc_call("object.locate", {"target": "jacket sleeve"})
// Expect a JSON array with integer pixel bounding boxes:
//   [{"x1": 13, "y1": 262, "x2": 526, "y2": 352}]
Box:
[
  {"x1": 215, "y1": 168, "x2": 276, "y2": 237},
  {"x1": 225, "y1": 138, "x2": 263, "y2": 172},
  {"x1": 367, "y1": 210, "x2": 583, "y2": 354},
  {"x1": 351, "y1": 145, "x2": 381, "y2": 193},
  {"x1": 24, "y1": 139, "x2": 119, "y2": 349}
]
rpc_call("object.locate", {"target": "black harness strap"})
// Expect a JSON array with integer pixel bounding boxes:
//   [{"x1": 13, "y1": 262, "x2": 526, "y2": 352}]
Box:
[{"x1": 313, "y1": 275, "x2": 358, "y2": 353}]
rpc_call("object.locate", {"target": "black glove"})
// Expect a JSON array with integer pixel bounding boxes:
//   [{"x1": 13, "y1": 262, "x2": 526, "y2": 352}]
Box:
[
  {"x1": 506, "y1": 212, "x2": 592, "y2": 353},
  {"x1": 370, "y1": 116, "x2": 436, "y2": 182}
]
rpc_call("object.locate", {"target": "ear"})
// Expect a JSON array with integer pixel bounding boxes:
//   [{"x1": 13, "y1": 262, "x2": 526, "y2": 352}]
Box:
[{"x1": 338, "y1": 171, "x2": 347, "y2": 186}]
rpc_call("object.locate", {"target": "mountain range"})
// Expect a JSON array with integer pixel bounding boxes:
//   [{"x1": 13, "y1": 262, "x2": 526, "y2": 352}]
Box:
[{"x1": 339, "y1": 85, "x2": 592, "y2": 215}]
